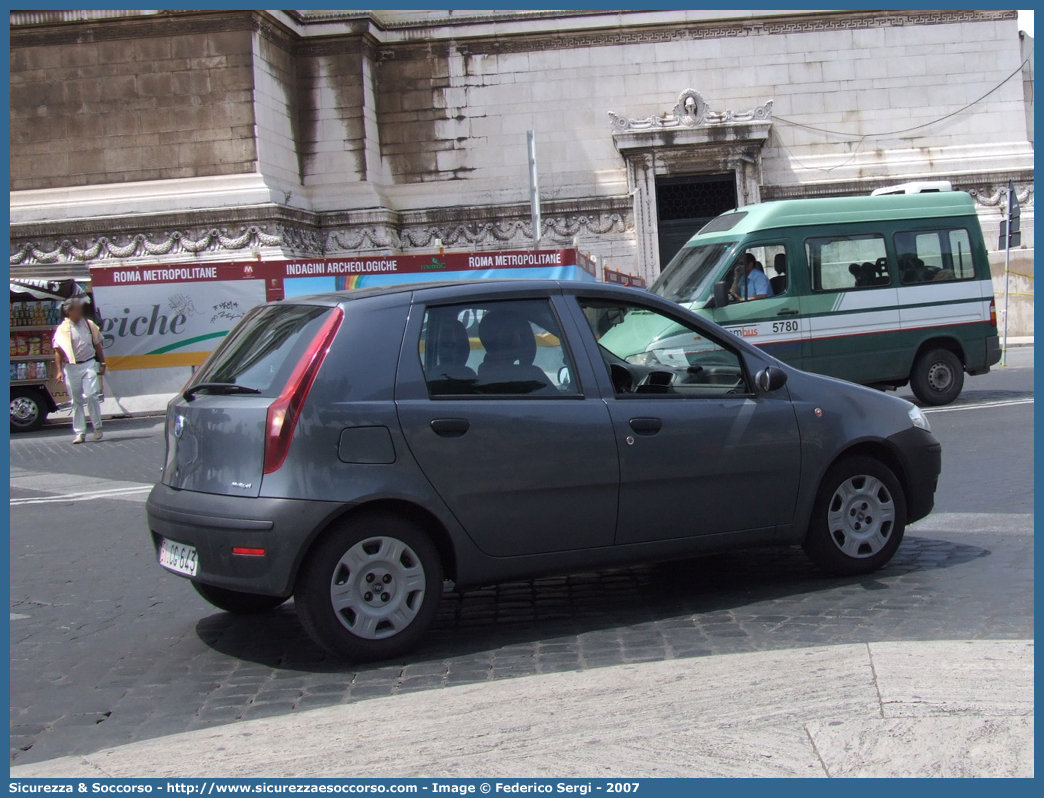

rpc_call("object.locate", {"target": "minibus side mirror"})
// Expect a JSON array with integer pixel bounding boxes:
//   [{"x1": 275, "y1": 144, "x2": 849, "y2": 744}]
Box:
[
  {"x1": 756, "y1": 366, "x2": 788, "y2": 393},
  {"x1": 712, "y1": 281, "x2": 729, "y2": 308}
]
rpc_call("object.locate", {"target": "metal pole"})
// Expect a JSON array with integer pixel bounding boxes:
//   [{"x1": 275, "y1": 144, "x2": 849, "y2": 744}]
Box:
[
  {"x1": 1001, "y1": 184, "x2": 1012, "y2": 366},
  {"x1": 527, "y1": 130, "x2": 541, "y2": 250}
]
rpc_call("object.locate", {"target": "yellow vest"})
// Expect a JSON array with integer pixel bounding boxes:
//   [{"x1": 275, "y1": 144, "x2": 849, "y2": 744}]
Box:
[{"x1": 53, "y1": 318, "x2": 102, "y2": 364}]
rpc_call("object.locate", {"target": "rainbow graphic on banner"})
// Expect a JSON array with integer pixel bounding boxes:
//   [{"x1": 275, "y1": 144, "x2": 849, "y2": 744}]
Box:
[{"x1": 338, "y1": 275, "x2": 364, "y2": 290}]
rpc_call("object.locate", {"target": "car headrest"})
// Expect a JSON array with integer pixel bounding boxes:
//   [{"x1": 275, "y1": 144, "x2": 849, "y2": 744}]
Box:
[
  {"x1": 436, "y1": 319, "x2": 471, "y2": 367},
  {"x1": 478, "y1": 309, "x2": 537, "y2": 365}
]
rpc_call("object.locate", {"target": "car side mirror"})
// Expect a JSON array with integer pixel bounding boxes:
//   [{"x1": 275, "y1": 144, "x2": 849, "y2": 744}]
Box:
[
  {"x1": 712, "y1": 280, "x2": 729, "y2": 308},
  {"x1": 756, "y1": 366, "x2": 788, "y2": 393}
]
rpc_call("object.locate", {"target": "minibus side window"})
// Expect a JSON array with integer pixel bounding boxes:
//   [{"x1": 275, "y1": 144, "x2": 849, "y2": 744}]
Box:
[
  {"x1": 805, "y1": 234, "x2": 890, "y2": 292},
  {"x1": 895, "y1": 228, "x2": 976, "y2": 284}
]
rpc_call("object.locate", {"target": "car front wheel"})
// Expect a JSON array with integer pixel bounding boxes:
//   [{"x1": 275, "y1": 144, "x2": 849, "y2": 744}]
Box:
[
  {"x1": 295, "y1": 514, "x2": 443, "y2": 661},
  {"x1": 192, "y1": 582, "x2": 288, "y2": 614},
  {"x1": 803, "y1": 455, "x2": 907, "y2": 576}
]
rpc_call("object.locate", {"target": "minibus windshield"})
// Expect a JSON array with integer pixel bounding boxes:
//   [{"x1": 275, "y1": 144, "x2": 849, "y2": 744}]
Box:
[{"x1": 650, "y1": 242, "x2": 734, "y2": 303}]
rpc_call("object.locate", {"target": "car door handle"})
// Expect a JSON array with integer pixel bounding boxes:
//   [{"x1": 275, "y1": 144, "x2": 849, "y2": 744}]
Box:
[
  {"x1": 430, "y1": 418, "x2": 470, "y2": 437},
  {"x1": 629, "y1": 417, "x2": 663, "y2": 436},
  {"x1": 776, "y1": 308, "x2": 800, "y2": 316}
]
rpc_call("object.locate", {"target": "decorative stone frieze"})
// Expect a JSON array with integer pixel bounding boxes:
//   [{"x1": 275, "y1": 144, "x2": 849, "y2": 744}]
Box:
[
  {"x1": 10, "y1": 226, "x2": 286, "y2": 266},
  {"x1": 10, "y1": 201, "x2": 635, "y2": 266},
  {"x1": 609, "y1": 90, "x2": 773, "y2": 133}
]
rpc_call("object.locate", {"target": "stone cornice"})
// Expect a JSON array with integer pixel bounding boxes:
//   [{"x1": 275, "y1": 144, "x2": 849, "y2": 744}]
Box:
[
  {"x1": 9, "y1": 204, "x2": 319, "y2": 241},
  {"x1": 284, "y1": 10, "x2": 614, "y2": 30},
  {"x1": 9, "y1": 9, "x2": 256, "y2": 48},
  {"x1": 375, "y1": 9, "x2": 1016, "y2": 60},
  {"x1": 11, "y1": 9, "x2": 1017, "y2": 58},
  {"x1": 762, "y1": 170, "x2": 1036, "y2": 206}
]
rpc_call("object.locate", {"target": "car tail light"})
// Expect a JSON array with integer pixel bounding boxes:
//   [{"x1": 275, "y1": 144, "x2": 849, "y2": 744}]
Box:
[
  {"x1": 263, "y1": 307, "x2": 343, "y2": 475},
  {"x1": 989, "y1": 297, "x2": 997, "y2": 327}
]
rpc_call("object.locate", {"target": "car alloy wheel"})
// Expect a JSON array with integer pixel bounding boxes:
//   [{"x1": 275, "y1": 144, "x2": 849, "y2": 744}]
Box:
[
  {"x1": 329, "y1": 536, "x2": 427, "y2": 640},
  {"x1": 826, "y1": 474, "x2": 896, "y2": 558}
]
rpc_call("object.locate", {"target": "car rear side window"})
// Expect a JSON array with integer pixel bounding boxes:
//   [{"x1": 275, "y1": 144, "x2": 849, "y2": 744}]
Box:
[
  {"x1": 190, "y1": 303, "x2": 333, "y2": 397},
  {"x1": 895, "y1": 228, "x2": 976, "y2": 284},
  {"x1": 418, "y1": 299, "x2": 580, "y2": 397},
  {"x1": 806, "y1": 234, "x2": 891, "y2": 291}
]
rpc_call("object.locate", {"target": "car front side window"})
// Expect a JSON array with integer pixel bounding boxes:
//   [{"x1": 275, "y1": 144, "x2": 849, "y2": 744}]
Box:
[{"x1": 578, "y1": 300, "x2": 750, "y2": 397}]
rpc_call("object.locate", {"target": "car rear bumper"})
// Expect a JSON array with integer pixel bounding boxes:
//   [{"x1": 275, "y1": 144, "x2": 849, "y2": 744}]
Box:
[
  {"x1": 887, "y1": 427, "x2": 942, "y2": 525},
  {"x1": 146, "y1": 484, "x2": 347, "y2": 597}
]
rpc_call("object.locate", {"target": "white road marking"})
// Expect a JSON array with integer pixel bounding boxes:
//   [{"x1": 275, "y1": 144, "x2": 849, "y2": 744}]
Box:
[
  {"x1": 10, "y1": 484, "x2": 152, "y2": 506},
  {"x1": 923, "y1": 398, "x2": 1034, "y2": 414},
  {"x1": 10, "y1": 468, "x2": 155, "y2": 506},
  {"x1": 10, "y1": 613, "x2": 29, "y2": 621}
]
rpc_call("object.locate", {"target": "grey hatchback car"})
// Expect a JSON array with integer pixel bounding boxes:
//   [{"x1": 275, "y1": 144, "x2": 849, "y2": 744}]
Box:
[{"x1": 147, "y1": 280, "x2": 941, "y2": 660}]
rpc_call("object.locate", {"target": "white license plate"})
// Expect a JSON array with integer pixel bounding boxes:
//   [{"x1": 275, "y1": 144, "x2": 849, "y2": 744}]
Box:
[{"x1": 159, "y1": 538, "x2": 198, "y2": 577}]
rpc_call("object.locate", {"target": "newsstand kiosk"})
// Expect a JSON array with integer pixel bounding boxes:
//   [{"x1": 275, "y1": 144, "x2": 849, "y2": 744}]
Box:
[{"x1": 9, "y1": 279, "x2": 92, "y2": 431}]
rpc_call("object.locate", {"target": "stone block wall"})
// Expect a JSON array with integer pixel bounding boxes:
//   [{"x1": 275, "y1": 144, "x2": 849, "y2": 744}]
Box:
[
  {"x1": 369, "y1": 12, "x2": 1029, "y2": 210},
  {"x1": 8, "y1": 10, "x2": 1034, "y2": 283},
  {"x1": 294, "y1": 45, "x2": 370, "y2": 188},
  {"x1": 990, "y1": 249, "x2": 1035, "y2": 337},
  {"x1": 10, "y1": 24, "x2": 257, "y2": 190}
]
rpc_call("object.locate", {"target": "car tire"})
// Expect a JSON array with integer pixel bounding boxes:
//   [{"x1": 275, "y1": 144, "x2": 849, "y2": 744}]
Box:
[
  {"x1": 10, "y1": 388, "x2": 47, "y2": 433},
  {"x1": 910, "y1": 348, "x2": 964, "y2": 406},
  {"x1": 192, "y1": 582, "x2": 288, "y2": 614},
  {"x1": 803, "y1": 455, "x2": 907, "y2": 576},
  {"x1": 295, "y1": 514, "x2": 443, "y2": 661}
]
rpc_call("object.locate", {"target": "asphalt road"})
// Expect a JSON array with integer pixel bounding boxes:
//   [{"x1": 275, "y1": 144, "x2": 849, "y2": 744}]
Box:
[{"x1": 9, "y1": 348, "x2": 1034, "y2": 765}]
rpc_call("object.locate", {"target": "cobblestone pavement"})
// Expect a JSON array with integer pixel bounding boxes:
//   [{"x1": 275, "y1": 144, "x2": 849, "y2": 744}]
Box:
[{"x1": 9, "y1": 352, "x2": 1034, "y2": 764}]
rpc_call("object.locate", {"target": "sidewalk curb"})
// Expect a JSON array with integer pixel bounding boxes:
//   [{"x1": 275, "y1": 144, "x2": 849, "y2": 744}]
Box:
[{"x1": 10, "y1": 639, "x2": 1033, "y2": 779}]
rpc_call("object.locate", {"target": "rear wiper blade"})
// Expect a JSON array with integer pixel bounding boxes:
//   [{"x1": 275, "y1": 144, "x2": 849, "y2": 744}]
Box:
[{"x1": 183, "y1": 382, "x2": 262, "y2": 401}]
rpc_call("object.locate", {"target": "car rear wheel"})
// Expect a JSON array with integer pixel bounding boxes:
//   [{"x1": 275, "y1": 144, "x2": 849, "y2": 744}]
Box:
[
  {"x1": 192, "y1": 582, "x2": 288, "y2": 614},
  {"x1": 803, "y1": 455, "x2": 907, "y2": 576},
  {"x1": 10, "y1": 388, "x2": 47, "y2": 433},
  {"x1": 295, "y1": 514, "x2": 443, "y2": 661},
  {"x1": 910, "y1": 348, "x2": 963, "y2": 406}
]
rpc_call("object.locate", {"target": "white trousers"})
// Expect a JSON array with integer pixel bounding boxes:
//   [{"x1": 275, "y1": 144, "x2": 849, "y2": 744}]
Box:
[{"x1": 64, "y1": 361, "x2": 103, "y2": 435}]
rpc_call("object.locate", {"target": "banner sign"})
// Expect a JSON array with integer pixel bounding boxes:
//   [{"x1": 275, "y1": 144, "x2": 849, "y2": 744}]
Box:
[{"x1": 90, "y1": 249, "x2": 597, "y2": 370}]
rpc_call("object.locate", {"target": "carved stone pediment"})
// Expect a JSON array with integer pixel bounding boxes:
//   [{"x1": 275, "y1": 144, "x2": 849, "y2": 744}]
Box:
[{"x1": 608, "y1": 89, "x2": 773, "y2": 151}]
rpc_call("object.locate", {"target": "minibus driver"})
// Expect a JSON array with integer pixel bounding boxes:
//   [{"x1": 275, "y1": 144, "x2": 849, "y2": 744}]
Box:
[{"x1": 730, "y1": 253, "x2": 773, "y2": 302}]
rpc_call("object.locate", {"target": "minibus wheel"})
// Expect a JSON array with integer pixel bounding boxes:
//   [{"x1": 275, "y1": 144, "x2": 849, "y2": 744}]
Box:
[{"x1": 910, "y1": 348, "x2": 963, "y2": 406}]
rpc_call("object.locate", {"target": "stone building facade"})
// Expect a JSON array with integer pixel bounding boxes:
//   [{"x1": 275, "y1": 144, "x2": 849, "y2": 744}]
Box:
[{"x1": 10, "y1": 9, "x2": 1035, "y2": 286}]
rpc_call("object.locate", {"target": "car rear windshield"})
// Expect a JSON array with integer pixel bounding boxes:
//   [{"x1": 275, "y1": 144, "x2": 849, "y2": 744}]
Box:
[{"x1": 188, "y1": 303, "x2": 333, "y2": 397}]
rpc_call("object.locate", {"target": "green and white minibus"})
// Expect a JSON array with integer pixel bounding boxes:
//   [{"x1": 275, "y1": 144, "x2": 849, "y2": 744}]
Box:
[{"x1": 646, "y1": 191, "x2": 1001, "y2": 405}]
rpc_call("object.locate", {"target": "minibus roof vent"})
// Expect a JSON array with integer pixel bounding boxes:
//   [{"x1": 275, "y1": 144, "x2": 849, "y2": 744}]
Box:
[{"x1": 870, "y1": 181, "x2": 953, "y2": 196}]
